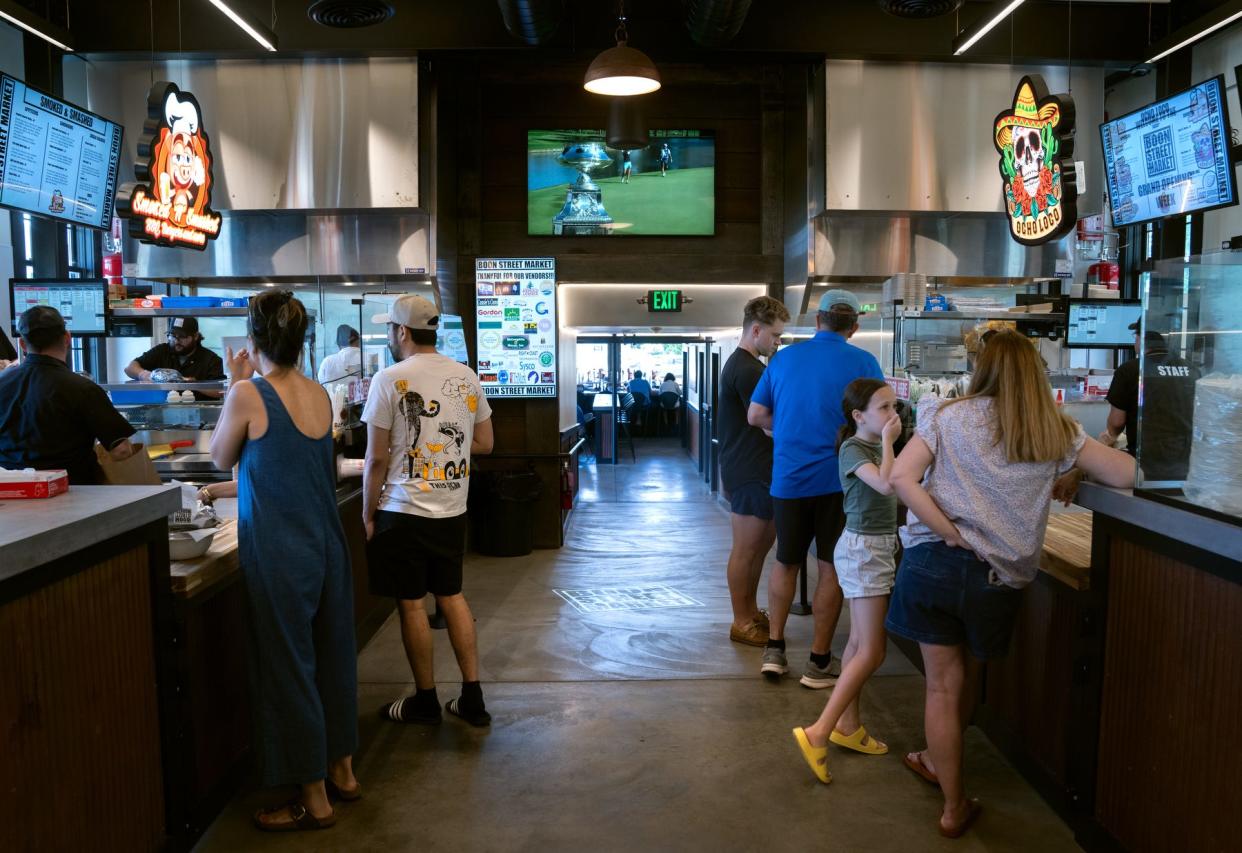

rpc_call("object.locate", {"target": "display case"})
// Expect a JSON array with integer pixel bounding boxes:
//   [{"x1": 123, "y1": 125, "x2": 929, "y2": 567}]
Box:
[
  {"x1": 105, "y1": 384, "x2": 228, "y2": 481},
  {"x1": 1134, "y1": 251, "x2": 1242, "y2": 526}
]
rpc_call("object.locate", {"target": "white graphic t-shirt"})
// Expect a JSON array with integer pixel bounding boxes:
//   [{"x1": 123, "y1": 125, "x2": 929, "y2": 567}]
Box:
[{"x1": 362, "y1": 352, "x2": 493, "y2": 518}]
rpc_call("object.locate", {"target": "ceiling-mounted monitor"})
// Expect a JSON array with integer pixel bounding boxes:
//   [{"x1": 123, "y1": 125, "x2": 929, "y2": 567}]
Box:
[
  {"x1": 1099, "y1": 75, "x2": 1236, "y2": 228},
  {"x1": 0, "y1": 74, "x2": 123, "y2": 231},
  {"x1": 10, "y1": 279, "x2": 109, "y2": 336},
  {"x1": 527, "y1": 129, "x2": 715, "y2": 237}
]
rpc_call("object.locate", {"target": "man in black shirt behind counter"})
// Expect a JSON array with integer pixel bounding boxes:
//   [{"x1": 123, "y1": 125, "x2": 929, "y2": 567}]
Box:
[
  {"x1": 125, "y1": 316, "x2": 224, "y2": 382},
  {"x1": 718, "y1": 295, "x2": 790, "y2": 647},
  {"x1": 1102, "y1": 322, "x2": 1199, "y2": 481},
  {"x1": 0, "y1": 306, "x2": 136, "y2": 484}
]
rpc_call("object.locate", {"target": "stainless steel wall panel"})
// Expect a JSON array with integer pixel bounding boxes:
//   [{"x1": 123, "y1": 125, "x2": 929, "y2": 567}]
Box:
[
  {"x1": 122, "y1": 210, "x2": 431, "y2": 279},
  {"x1": 825, "y1": 61, "x2": 1102, "y2": 216},
  {"x1": 811, "y1": 211, "x2": 1070, "y2": 279},
  {"x1": 64, "y1": 57, "x2": 418, "y2": 210}
]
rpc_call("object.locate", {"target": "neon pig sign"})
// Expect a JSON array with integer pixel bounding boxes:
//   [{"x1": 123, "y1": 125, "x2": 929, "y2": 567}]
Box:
[
  {"x1": 993, "y1": 75, "x2": 1078, "y2": 247},
  {"x1": 116, "y1": 82, "x2": 222, "y2": 250}
]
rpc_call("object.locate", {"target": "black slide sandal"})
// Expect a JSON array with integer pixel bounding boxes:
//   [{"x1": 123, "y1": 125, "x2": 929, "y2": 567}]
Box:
[{"x1": 446, "y1": 697, "x2": 492, "y2": 727}]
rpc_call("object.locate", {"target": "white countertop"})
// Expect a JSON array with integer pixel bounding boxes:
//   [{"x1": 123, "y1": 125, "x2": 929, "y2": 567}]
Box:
[{"x1": 0, "y1": 485, "x2": 181, "y2": 583}]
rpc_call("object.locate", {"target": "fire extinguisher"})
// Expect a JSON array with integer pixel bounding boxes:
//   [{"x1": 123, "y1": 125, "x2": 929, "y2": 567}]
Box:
[{"x1": 560, "y1": 465, "x2": 573, "y2": 510}]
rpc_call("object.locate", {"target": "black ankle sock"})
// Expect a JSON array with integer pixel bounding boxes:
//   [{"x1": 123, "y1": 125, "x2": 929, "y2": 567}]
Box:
[
  {"x1": 414, "y1": 687, "x2": 439, "y2": 707},
  {"x1": 766, "y1": 638, "x2": 786, "y2": 651},
  {"x1": 809, "y1": 651, "x2": 831, "y2": 669},
  {"x1": 459, "y1": 681, "x2": 485, "y2": 709}
]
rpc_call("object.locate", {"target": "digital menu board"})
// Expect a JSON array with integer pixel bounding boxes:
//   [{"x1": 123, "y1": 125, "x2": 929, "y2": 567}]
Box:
[
  {"x1": 10, "y1": 280, "x2": 108, "y2": 335},
  {"x1": 474, "y1": 258, "x2": 557, "y2": 398},
  {"x1": 0, "y1": 74, "x2": 123, "y2": 231},
  {"x1": 436, "y1": 314, "x2": 470, "y2": 365},
  {"x1": 1100, "y1": 75, "x2": 1237, "y2": 227}
]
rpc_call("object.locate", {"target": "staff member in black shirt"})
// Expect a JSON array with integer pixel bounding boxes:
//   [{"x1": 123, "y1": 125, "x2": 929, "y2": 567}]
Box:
[
  {"x1": 125, "y1": 316, "x2": 225, "y2": 382},
  {"x1": 1101, "y1": 322, "x2": 1198, "y2": 480},
  {"x1": 718, "y1": 295, "x2": 790, "y2": 647},
  {"x1": 0, "y1": 306, "x2": 136, "y2": 484}
]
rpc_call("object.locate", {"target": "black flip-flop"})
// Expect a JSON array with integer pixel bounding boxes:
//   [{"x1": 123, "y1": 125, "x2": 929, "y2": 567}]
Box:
[{"x1": 445, "y1": 697, "x2": 491, "y2": 728}]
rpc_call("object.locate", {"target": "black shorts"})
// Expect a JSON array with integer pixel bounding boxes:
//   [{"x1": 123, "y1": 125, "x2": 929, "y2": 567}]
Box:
[
  {"x1": 773, "y1": 493, "x2": 846, "y2": 565},
  {"x1": 729, "y1": 481, "x2": 774, "y2": 521},
  {"x1": 366, "y1": 510, "x2": 467, "y2": 600}
]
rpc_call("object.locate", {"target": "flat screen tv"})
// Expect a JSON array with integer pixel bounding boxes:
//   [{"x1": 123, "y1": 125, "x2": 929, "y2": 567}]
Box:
[
  {"x1": 1065, "y1": 299, "x2": 1143, "y2": 349},
  {"x1": 0, "y1": 74, "x2": 123, "y2": 231},
  {"x1": 1099, "y1": 75, "x2": 1237, "y2": 227},
  {"x1": 527, "y1": 129, "x2": 715, "y2": 236},
  {"x1": 10, "y1": 279, "x2": 109, "y2": 336}
]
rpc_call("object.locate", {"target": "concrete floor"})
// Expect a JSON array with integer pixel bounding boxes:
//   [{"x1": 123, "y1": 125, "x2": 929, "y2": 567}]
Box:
[{"x1": 195, "y1": 439, "x2": 1080, "y2": 852}]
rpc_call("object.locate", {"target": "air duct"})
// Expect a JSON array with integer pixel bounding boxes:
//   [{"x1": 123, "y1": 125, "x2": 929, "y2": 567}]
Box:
[
  {"x1": 875, "y1": 0, "x2": 963, "y2": 18},
  {"x1": 307, "y1": 0, "x2": 395, "y2": 29},
  {"x1": 683, "y1": 0, "x2": 752, "y2": 48},
  {"x1": 497, "y1": 0, "x2": 564, "y2": 46}
]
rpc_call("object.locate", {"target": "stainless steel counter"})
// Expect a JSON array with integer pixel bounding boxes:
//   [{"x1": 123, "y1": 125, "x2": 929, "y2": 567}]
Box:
[
  {"x1": 0, "y1": 485, "x2": 180, "y2": 582},
  {"x1": 1077, "y1": 481, "x2": 1242, "y2": 565}
]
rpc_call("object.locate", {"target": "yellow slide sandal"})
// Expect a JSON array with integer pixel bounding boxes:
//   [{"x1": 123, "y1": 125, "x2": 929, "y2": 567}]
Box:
[
  {"x1": 792, "y1": 727, "x2": 832, "y2": 784},
  {"x1": 830, "y1": 725, "x2": 889, "y2": 755}
]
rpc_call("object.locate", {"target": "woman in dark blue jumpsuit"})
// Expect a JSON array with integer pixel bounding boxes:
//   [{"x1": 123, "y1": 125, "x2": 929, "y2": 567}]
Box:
[{"x1": 211, "y1": 290, "x2": 359, "y2": 832}]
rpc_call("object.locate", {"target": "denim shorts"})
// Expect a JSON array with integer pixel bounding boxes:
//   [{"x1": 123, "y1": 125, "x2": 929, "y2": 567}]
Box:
[{"x1": 884, "y1": 541, "x2": 1024, "y2": 660}]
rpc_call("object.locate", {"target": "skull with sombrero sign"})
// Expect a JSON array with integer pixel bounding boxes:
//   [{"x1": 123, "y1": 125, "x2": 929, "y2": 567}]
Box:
[{"x1": 994, "y1": 75, "x2": 1078, "y2": 246}]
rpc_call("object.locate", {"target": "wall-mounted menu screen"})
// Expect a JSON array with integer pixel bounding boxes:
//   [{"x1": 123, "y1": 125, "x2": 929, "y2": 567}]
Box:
[
  {"x1": 474, "y1": 258, "x2": 557, "y2": 398},
  {"x1": 0, "y1": 74, "x2": 123, "y2": 231},
  {"x1": 10, "y1": 279, "x2": 108, "y2": 335},
  {"x1": 1099, "y1": 75, "x2": 1236, "y2": 227},
  {"x1": 436, "y1": 314, "x2": 470, "y2": 365}
]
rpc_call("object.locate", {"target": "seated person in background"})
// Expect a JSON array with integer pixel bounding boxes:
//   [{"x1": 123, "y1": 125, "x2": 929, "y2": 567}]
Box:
[
  {"x1": 319, "y1": 324, "x2": 362, "y2": 384},
  {"x1": 660, "y1": 373, "x2": 681, "y2": 396},
  {"x1": 0, "y1": 306, "x2": 136, "y2": 484},
  {"x1": 126, "y1": 316, "x2": 225, "y2": 382},
  {"x1": 628, "y1": 370, "x2": 652, "y2": 403}
]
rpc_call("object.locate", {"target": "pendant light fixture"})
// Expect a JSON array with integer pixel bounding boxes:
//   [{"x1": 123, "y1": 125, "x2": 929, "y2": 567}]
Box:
[{"x1": 584, "y1": 0, "x2": 661, "y2": 97}]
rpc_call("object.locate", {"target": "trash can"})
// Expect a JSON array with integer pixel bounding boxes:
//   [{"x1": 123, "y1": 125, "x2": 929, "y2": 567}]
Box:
[{"x1": 469, "y1": 470, "x2": 543, "y2": 557}]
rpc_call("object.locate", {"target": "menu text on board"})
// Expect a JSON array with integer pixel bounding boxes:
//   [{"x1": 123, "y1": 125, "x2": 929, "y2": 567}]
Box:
[{"x1": 475, "y1": 258, "x2": 557, "y2": 398}]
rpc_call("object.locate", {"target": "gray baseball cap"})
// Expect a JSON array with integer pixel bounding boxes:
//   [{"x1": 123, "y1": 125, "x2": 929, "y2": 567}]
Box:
[{"x1": 818, "y1": 289, "x2": 864, "y2": 314}]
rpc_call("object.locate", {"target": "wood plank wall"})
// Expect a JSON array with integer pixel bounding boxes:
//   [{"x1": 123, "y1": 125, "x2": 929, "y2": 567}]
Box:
[
  {"x1": 432, "y1": 58, "x2": 799, "y2": 546},
  {"x1": 1094, "y1": 538, "x2": 1242, "y2": 852},
  {"x1": 1, "y1": 547, "x2": 165, "y2": 852}
]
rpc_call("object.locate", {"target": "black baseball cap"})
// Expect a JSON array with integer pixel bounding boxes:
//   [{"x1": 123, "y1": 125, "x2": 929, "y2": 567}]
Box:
[
  {"x1": 168, "y1": 316, "x2": 200, "y2": 337},
  {"x1": 1127, "y1": 320, "x2": 1140, "y2": 332},
  {"x1": 16, "y1": 305, "x2": 67, "y2": 337}
]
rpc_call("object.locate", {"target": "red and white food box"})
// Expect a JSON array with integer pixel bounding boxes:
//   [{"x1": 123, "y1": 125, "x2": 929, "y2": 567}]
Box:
[{"x1": 0, "y1": 469, "x2": 70, "y2": 499}]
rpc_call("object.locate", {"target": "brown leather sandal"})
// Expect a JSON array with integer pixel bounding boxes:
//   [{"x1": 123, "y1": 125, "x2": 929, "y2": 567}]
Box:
[
  {"x1": 903, "y1": 750, "x2": 940, "y2": 786},
  {"x1": 326, "y1": 778, "x2": 363, "y2": 802},
  {"x1": 253, "y1": 799, "x2": 337, "y2": 832},
  {"x1": 939, "y1": 798, "x2": 982, "y2": 839}
]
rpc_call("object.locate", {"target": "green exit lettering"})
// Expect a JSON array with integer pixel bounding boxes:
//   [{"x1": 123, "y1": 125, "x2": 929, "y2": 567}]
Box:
[{"x1": 648, "y1": 290, "x2": 682, "y2": 313}]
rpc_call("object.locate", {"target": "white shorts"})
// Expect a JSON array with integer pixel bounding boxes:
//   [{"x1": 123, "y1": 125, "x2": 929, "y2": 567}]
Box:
[{"x1": 833, "y1": 530, "x2": 898, "y2": 599}]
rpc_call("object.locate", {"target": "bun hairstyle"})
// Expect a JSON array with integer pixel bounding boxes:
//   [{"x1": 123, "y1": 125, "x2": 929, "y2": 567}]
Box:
[
  {"x1": 836, "y1": 377, "x2": 889, "y2": 452},
  {"x1": 248, "y1": 290, "x2": 307, "y2": 367}
]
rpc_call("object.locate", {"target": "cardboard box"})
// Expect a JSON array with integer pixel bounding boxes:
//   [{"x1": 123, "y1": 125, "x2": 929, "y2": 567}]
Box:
[{"x1": 0, "y1": 469, "x2": 69, "y2": 499}]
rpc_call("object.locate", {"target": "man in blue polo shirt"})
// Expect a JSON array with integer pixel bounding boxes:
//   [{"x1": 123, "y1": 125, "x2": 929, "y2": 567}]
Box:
[{"x1": 748, "y1": 289, "x2": 882, "y2": 687}]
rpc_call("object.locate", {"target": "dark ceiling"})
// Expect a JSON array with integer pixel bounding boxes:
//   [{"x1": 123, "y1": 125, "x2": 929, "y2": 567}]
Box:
[{"x1": 8, "y1": 0, "x2": 1230, "y2": 65}]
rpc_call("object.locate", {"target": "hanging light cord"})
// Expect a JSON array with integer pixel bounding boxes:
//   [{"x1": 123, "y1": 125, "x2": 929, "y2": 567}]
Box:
[{"x1": 616, "y1": 0, "x2": 629, "y2": 45}]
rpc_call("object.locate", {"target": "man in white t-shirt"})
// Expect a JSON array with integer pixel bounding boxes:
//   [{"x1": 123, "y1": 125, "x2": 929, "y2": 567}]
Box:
[
  {"x1": 362, "y1": 295, "x2": 495, "y2": 727},
  {"x1": 317, "y1": 324, "x2": 362, "y2": 384}
]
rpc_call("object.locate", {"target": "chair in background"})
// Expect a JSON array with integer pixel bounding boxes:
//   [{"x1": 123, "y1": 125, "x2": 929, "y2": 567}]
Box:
[
  {"x1": 659, "y1": 391, "x2": 680, "y2": 436},
  {"x1": 616, "y1": 393, "x2": 638, "y2": 462}
]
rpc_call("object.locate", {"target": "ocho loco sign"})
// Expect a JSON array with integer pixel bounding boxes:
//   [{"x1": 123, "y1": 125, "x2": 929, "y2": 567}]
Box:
[
  {"x1": 116, "y1": 82, "x2": 222, "y2": 249},
  {"x1": 993, "y1": 75, "x2": 1077, "y2": 246}
]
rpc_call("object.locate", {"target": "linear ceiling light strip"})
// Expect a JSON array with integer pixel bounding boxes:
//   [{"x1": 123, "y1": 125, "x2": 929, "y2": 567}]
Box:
[
  {"x1": 0, "y1": 2, "x2": 74, "y2": 52},
  {"x1": 1147, "y1": 9, "x2": 1242, "y2": 64},
  {"x1": 207, "y1": 0, "x2": 278, "y2": 52},
  {"x1": 954, "y1": 0, "x2": 1027, "y2": 56}
]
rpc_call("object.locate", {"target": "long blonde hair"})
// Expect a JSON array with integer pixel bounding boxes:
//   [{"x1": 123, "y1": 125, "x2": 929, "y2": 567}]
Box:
[{"x1": 945, "y1": 329, "x2": 1076, "y2": 463}]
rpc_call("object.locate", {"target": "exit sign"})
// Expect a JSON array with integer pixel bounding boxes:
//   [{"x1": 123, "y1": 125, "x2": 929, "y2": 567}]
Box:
[{"x1": 648, "y1": 289, "x2": 683, "y2": 313}]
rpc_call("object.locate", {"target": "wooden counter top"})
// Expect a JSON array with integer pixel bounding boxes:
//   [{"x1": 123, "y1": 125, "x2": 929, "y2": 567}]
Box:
[
  {"x1": 1041, "y1": 512, "x2": 1092, "y2": 591},
  {"x1": 170, "y1": 521, "x2": 238, "y2": 597}
]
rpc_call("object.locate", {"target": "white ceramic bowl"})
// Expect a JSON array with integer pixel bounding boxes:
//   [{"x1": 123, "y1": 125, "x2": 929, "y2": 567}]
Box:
[{"x1": 169, "y1": 529, "x2": 216, "y2": 560}]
